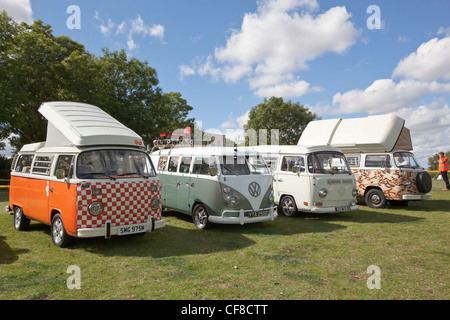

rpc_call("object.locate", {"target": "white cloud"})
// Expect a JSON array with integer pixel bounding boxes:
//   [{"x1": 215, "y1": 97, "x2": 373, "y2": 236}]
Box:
[
  {"x1": 180, "y1": 0, "x2": 359, "y2": 98},
  {"x1": 0, "y1": 0, "x2": 33, "y2": 23},
  {"x1": 437, "y1": 26, "x2": 450, "y2": 37},
  {"x1": 332, "y1": 79, "x2": 450, "y2": 114},
  {"x1": 392, "y1": 37, "x2": 450, "y2": 81},
  {"x1": 95, "y1": 12, "x2": 165, "y2": 51}
]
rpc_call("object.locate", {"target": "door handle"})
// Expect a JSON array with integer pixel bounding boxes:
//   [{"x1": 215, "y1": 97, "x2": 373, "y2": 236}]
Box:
[
  {"x1": 176, "y1": 181, "x2": 181, "y2": 187},
  {"x1": 49, "y1": 188, "x2": 54, "y2": 192},
  {"x1": 190, "y1": 183, "x2": 195, "y2": 187},
  {"x1": 277, "y1": 179, "x2": 283, "y2": 182}
]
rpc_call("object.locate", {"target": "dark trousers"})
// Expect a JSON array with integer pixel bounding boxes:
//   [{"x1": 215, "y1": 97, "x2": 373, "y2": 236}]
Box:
[{"x1": 441, "y1": 171, "x2": 450, "y2": 189}]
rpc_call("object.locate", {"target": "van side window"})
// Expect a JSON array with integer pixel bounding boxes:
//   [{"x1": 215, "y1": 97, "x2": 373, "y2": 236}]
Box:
[
  {"x1": 158, "y1": 156, "x2": 168, "y2": 171},
  {"x1": 264, "y1": 156, "x2": 278, "y2": 173},
  {"x1": 365, "y1": 155, "x2": 391, "y2": 168},
  {"x1": 55, "y1": 155, "x2": 74, "y2": 177},
  {"x1": 168, "y1": 156, "x2": 179, "y2": 172},
  {"x1": 281, "y1": 156, "x2": 304, "y2": 172},
  {"x1": 346, "y1": 156, "x2": 360, "y2": 168},
  {"x1": 32, "y1": 156, "x2": 54, "y2": 175},
  {"x1": 192, "y1": 157, "x2": 211, "y2": 175},
  {"x1": 179, "y1": 157, "x2": 192, "y2": 173},
  {"x1": 14, "y1": 155, "x2": 34, "y2": 173}
]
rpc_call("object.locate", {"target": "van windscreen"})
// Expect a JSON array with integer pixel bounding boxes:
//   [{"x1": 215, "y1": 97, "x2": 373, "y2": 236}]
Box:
[
  {"x1": 77, "y1": 150, "x2": 156, "y2": 179},
  {"x1": 220, "y1": 155, "x2": 269, "y2": 175},
  {"x1": 307, "y1": 152, "x2": 352, "y2": 175}
]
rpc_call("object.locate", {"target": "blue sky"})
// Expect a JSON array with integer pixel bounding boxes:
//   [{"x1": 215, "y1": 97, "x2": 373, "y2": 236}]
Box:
[{"x1": 1, "y1": 0, "x2": 450, "y2": 167}]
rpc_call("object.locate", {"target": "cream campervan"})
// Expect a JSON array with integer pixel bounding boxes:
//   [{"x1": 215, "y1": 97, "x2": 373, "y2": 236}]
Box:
[
  {"x1": 150, "y1": 147, "x2": 277, "y2": 229},
  {"x1": 8, "y1": 102, "x2": 165, "y2": 247},
  {"x1": 298, "y1": 115, "x2": 432, "y2": 208},
  {"x1": 244, "y1": 145, "x2": 358, "y2": 216}
]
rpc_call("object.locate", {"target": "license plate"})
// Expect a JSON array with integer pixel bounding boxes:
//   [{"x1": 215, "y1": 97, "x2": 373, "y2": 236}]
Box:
[
  {"x1": 249, "y1": 210, "x2": 268, "y2": 218},
  {"x1": 335, "y1": 206, "x2": 351, "y2": 212},
  {"x1": 118, "y1": 223, "x2": 146, "y2": 236}
]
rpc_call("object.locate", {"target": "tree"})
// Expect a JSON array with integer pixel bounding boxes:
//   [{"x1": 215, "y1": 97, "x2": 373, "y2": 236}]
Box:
[
  {"x1": 0, "y1": 12, "x2": 194, "y2": 151},
  {"x1": 244, "y1": 97, "x2": 319, "y2": 145},
  {"x1": 428, "y1": 151, "x2": 450, "y2": 171}
]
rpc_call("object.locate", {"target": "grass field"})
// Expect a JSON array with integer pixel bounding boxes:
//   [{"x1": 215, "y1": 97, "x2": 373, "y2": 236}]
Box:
[{"x1": 0, "y1": 181, "x2": 448, "y2": 300}]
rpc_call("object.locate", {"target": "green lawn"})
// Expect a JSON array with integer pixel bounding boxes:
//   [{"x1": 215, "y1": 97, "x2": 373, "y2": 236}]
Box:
[{"x1": 0, "y1": 181, "x2": 448, "y2": 300}]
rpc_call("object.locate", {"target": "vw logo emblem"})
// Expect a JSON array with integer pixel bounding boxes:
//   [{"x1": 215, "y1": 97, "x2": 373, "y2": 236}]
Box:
[{"x1": 248, "y1": 182, "x2": 261, "y2": 197}]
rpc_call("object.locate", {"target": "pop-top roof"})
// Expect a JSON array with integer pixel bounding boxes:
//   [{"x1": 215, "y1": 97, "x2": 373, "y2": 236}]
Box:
[
  {"x1": 298, "y1": 114, "x2": 413, "y2": 153},
  {"x1": 38, "y1": 101, "x2": 144, "y2": 148}
]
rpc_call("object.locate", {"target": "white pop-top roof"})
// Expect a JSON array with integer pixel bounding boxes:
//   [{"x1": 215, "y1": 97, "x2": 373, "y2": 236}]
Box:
[
  {"x1": 298, "y1": 114, "x2": 412, "y2": 153},
  {"x1": 38, "y1": 101, "x2": 144, "y2": 148},
  {"x1": 243, "y1": 144, "x2": 343, "y2": 155}
]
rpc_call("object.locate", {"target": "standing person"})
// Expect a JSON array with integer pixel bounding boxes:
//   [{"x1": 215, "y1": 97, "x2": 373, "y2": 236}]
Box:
[{"x1": 438, "y1": 152, "x2": 450, "y2": 190}]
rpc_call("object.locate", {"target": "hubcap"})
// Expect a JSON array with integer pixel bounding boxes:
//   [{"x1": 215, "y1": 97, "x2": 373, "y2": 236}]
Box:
[
  {"x1": 370, "y1": 194, "x2": 381, "y2": 205},
  {"x1": 282, "y1": 199, "x2": 294, "y2": 215},
  {"x1": 195, "y1": 208, "x2": 207, "y2": 228},
  {"x1": 14, "y1": 209, "x2": 21, "y2": 228},
  {"x1": 53, "y1": 218, "x2": 63, "y2": 243}
]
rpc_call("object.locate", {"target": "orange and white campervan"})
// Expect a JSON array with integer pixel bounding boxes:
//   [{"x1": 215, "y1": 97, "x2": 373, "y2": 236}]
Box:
[{"x1": 8, "y1": 102, "x2": 165, "y2": 247}]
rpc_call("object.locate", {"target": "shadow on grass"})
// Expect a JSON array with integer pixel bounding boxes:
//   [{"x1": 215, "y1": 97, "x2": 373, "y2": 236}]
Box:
[{"x1": 0, "y1": 236, "x2": 29, "y2": 264}]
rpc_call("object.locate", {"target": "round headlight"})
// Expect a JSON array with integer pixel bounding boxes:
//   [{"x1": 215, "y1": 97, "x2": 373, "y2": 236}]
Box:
[
  {"x1": 269, "y1": 191, "x2": 274, "y2": 204},
  {"x1": 151, "y1": 197, "x2": 160, "y2": 209},
  {"x1": 151, "y1": 184, "x2": 158, "y2": 192},
  {"x1": 89, "y1": 202, "x2": 103, "y2": 216},
  {"x1": 318, "y1": 188, "x2": 328, "y2": 198},
  {"x1": 405, "y1": 180, "x2": 412, "y2": 187},
  {"x1": 227, "y1": 194, "x2": 240, "y2": 207},
  {"x1": 352, "y1": 188, "x2": 358, "y2": 197}
]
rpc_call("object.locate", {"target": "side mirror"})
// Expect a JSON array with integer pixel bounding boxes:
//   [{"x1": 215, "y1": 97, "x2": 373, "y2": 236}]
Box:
[
  {"x1": 56, "y1": 169, "x2": 66, "y2": 179},
  {"x1": 292, "y1": 166, "x2": 304, "y2": 173},
  {"x1": 209, "y1": 166, "x2": 217, "y2": 176}
]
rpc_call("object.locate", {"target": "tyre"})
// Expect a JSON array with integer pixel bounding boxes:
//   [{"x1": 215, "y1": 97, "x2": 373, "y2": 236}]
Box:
[
  {"x1": 279, "y1": 195, "x2": 298, "y2": 217},
  {"x1": 192, "y1": 204, "x2": 211, "y2": 229},
  {"x1": 365, "y1": 189, "x2": 387, "y2": 208},
  {"x1": 416, "y1": 171, "x2": 432, "y2": 193},
  {"x1": 51, "y1": 213, "x2": 73, "y2": 247},
  {"x1": 14, "y1": 207, "x2": 30, "y2": 231}
]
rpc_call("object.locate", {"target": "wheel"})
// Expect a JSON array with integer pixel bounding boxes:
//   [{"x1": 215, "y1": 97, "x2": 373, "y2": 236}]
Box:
[
  {"x1": 365, "y1": 189, "x2": 387, "y2": 208},
  {"x1": 192, "y1": 204, "x2": 211, "y2": 229},
  {"x1": 14, "y1": 207, "x2": 30, "y2": 231},
  {"x1": 51, "y1": 213, "x2": 73, "y2": 247},
  {"x1": 279, "y1": 196, "x2": 298, "y2": 217}
]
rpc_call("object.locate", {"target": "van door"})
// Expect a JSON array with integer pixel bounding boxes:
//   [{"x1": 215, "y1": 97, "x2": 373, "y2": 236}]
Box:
[
  {"x1": 177, "y1": 156, "x2": 192, "y2": 212},
  {"x1": 275, "y1": 155, "x2": 310, "y2": 209},
  {"x1": 165, "y1": 156, "x2": 180, "y2": 209},
  {"x1": 28, "y1": 155, "x2": 54, "y2": 223},
  {"x1": 48, "y1": 155, "x2": 77, "y2": 234}
]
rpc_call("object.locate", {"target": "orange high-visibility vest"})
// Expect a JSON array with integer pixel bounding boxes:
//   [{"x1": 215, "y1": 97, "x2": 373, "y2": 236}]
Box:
[{"x1": 439, "y1": 156, "x2": 449, "y2": 172}]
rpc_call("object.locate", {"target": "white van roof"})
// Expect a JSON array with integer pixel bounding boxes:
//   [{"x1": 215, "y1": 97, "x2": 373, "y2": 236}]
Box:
[
  {"x1": 298, "y1": 114, "x2": 412, "y2": 153},
  {"x1": 244, "y1": 144, "x2": 342, "y2": 155},
  {"x1": 151, "y1": 146, "x2": 261, "y2": 157},
  {"x1": 38, "y1": 101, "x2": 144, "y2": 148}
]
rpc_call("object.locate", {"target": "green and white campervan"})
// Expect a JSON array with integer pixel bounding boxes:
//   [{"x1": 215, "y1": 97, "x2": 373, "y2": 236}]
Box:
[{"x1": 150, "y1": 147, "x2": 277, "y2": 229}]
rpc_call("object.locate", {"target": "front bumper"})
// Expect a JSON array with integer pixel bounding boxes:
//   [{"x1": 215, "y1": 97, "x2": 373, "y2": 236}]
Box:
[
  {"x1": 208, "y1": 206, "x2": 278, "y2": 225},
  {"x1": 402, "y1": 194, "x2": 432, "y2": 200},
  {"x1": 306, "y1": 204, "x2": 359, "y2": 214},
  {"x1": 77, "y1": 218, "x2": 165, "y2": 238}
]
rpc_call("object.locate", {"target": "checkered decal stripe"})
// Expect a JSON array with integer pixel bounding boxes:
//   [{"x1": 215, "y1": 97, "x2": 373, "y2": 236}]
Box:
[{"x1": 76, "y1": 180, "x2": 162, "y2": 229}]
